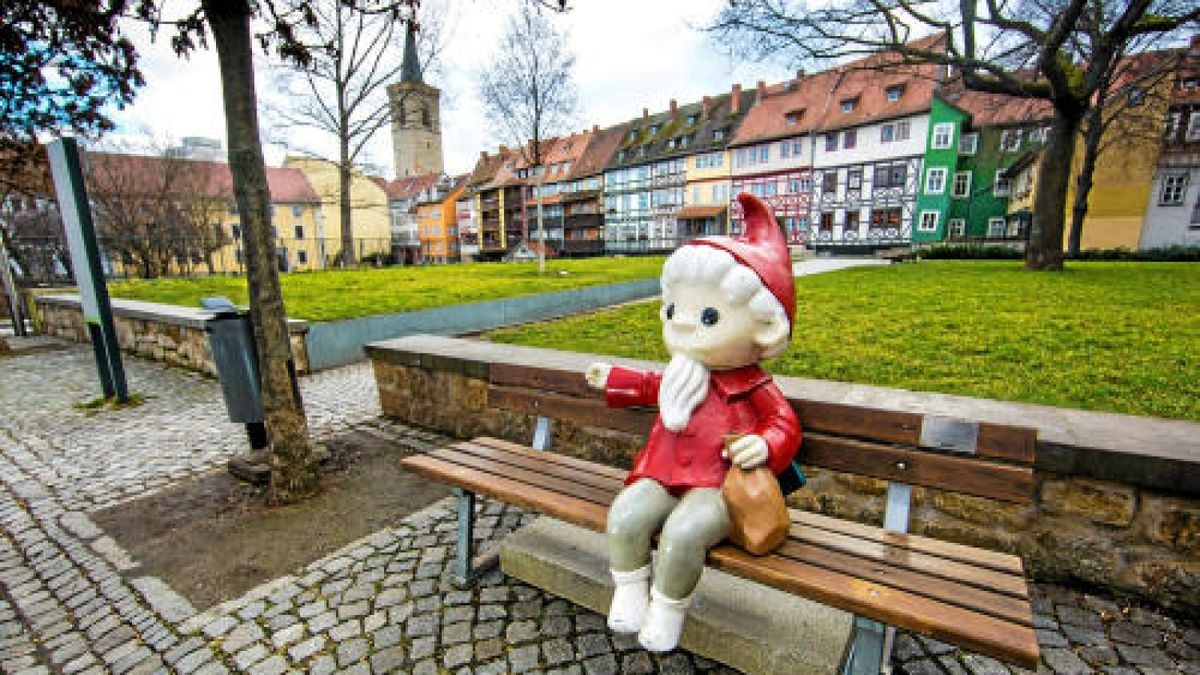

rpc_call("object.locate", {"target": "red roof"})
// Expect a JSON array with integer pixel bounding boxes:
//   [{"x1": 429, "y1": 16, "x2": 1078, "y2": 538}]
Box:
[
  {"x1": 83, "y1": 152, "x2": 319, "y2": 203},
  {"x1": 384, "y1": 171, "x2": 443, "y2": 201},
  {"x1": 731, "y1": 34, "x2": 945, "y2": 146}
]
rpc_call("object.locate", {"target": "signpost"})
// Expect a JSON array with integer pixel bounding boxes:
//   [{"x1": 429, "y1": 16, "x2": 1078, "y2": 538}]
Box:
[
  {"x1": 46, "y1": 137, "x2": 129, "y2": 402},
  {"x1": 0, "y1": 234, "x2": 26, "y2": 337}
]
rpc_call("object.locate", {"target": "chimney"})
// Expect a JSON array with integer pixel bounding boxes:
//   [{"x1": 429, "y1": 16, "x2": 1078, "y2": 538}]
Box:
[
  {"x1": 480, "y1": 151, "x2": 488, "y2": 160},
  {"x1": 796, "y1": 68, "x2": 806, "y2": 81},
  {"x1": 702, "y1": 96, "x2": 711, "y2": 116},
  {"x1": 670, "y1": 99, "x2": 678, "y2": 116},
  {"x1": 592, "y1": 124, "x2": 599, "y2": 132},
  {"x1": 643, "y1": 107, "x2": 649, "y2": 120},
  {"x1": 731, "y1": 83, "x2": 742, "y2": 111},
  {"x1": 756, "y1": 80, "x2": 767, "y2": 104}
]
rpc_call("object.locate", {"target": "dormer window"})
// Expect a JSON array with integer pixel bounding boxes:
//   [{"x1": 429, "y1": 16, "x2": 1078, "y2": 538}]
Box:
[
  {"x1": 649, "y1": 124, "x2": 660, "y2": 135},
  {"x1": 712, "y1": 128, "x2": 726, "y2": 141},
  {"x1": 666, "y1": 138, "x2": 677, "y2": 149},
  {"x1": 627, "y1": 130, "x2": 638, "y2": 141},
  {"x1": 885, "y1": 85, "x2": 905, "y2": 102},
  {"x1": 1128, "y1": 87, "x2": 1146, "y2": 106},
  {"x1": 785, "y1": 109, "x2": 805, "y2": 126},
  {"x1": 840, "y1": 98, "x2": 858, "y2": 113},
  {"x1": 686, "y1": 114, "x2": 698, "y2": 125}
]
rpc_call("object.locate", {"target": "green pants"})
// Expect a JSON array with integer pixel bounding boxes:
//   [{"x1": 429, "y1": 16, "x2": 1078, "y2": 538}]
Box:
[{"x1": 606, "y1": 478, "x2": 730, "y2": 600}]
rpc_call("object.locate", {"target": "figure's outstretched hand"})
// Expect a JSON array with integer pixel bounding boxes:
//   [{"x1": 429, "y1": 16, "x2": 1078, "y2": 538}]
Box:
[
  {"x1": 725, "y1": 434, "x2": 769, "y2": 469},
  {"x1": 585, "y1": 362, "x2": 612, "y2": 390}
]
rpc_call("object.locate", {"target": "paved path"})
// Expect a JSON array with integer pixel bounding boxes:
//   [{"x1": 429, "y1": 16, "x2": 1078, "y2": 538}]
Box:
[
  {"x1": 1, "y1": 343, "x2": 1196, "y2": 674},
  {"x1": 793, "y1": 256, "x2": 891, "y2": 277}
]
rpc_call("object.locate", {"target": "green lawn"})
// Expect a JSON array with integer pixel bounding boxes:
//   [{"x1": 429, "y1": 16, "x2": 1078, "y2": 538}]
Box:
[
  {"x1": 488, "y1": 261, "x2": 1200, "y2": 421},
  {"x1": 108, "y1": 257, "x2": 665, "y2": 322}
]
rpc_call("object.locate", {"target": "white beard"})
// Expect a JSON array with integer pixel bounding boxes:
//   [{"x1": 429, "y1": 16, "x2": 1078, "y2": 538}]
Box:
[{"x1": 658, "y1": 353, "x2": 710, "y2": 432}]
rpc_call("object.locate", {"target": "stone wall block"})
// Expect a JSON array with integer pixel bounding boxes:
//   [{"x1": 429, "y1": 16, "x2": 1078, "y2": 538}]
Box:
[
  {"x1": 834, "y1": 473, "x2": 889, "y2": 496},
  {"x1": 1041, "y1": 478, "x2": 1137, "y2": 527},
  {"x1": 931, "y1": 491, "x2": 1033, "y2": 529},
  {"x1": 1020, "y1": 520, "x2": 1120, "y2": 587},
  {"x1": 916, "y1": 514, "x2": 1021, "y2": 554},
  {"x1": 1135, "y1": 495, "x2": 1200, "y2": 557}
]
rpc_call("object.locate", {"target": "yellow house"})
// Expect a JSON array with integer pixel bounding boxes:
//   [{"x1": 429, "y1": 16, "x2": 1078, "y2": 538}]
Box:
[
  {"x1": 680, "y1": 149, "x2": 733, "y2": 237},
  {"x1": 283, "y1": 156, "x2": 392, "y2": 263},
  {"x1": 1006, "y1": 51, "x2": 1178, "y2": 250},
  {"x1": 416, "y1": 176, "x2": 467, "y2": 263}
]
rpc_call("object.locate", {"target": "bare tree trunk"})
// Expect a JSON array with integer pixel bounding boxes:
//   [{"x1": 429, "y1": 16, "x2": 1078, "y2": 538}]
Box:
[
  {"x1": 204, "y1": 0, "x2": 318, "y2": 504},
  {"x1": 339, "y1": 134, "x2": 355, "y2": 267},
  {"x1": 1068, "y1": 105, "x2": 1105, "y2": 257},
  {"x1": 1027, "y1": 108, "x2": 1081, "y2": 271}
]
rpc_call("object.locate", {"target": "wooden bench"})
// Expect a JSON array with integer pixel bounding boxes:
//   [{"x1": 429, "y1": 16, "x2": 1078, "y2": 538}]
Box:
[
  {"x1": 400, "y1": 361, "x2": 1040, "y2": 672},
  {"x1": 878, "y1": 246, "x2": 914, "y2": 263}
]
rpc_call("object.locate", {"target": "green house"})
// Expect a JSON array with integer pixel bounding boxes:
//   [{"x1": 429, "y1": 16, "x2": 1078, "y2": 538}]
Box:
[{"x1": 913, "y1": 92, "x2": 1051, "y2": 243}]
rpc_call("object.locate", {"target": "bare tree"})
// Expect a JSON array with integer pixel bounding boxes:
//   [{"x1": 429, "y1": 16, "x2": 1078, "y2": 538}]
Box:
[
  {"x1": 84, "y1": 148, "x2": 230, "y2": 278},
  {"x1": 478, "y1": 2, "x2": 578, "y2": 274},
  {"x1": 710, "y1": 0, "x2": 1199, "y2": 270},
  {"x1": 267, "y1": 0, "x2": 442, "y2": 266}
]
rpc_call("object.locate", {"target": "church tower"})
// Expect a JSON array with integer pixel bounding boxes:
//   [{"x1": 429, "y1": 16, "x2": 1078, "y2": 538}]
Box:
[{"x1": 388, "y1": 20, "x2": 443, "y2": 177}]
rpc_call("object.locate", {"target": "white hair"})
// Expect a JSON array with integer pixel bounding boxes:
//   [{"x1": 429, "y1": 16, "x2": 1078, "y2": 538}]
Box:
[{"x1": 660, "y1": 245, "x2": 791, "y2": 358}]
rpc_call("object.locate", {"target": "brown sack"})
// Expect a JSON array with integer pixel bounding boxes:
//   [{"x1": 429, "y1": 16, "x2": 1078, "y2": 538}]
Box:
[{"x1": 723, "y1": 464, "x2": 790, "y2": 556}]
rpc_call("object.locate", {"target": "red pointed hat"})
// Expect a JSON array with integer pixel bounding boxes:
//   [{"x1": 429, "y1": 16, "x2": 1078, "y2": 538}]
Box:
[{"x1": 691, "y1": 192, "x2": 796, "y2": 329}]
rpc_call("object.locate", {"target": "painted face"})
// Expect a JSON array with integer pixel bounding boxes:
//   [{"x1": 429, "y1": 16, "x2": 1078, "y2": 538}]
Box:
[{"x1": 660, "y1": 277, "x2": 766, "y2": 370}]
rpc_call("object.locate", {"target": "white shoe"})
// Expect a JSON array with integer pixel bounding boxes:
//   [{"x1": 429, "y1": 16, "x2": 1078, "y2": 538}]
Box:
[
  {"x1": 638, "y1": 586, "x2": 692, "y2": 652},
  {"x1": 607, "y1": 565, "x2": 651, "y2": 633}
]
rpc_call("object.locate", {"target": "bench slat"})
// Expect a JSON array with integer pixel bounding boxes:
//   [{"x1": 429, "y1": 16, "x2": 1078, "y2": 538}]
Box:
[
  {"x1": 804, "y1": 432, "x2": 1034, "y2": 505},
  {"x1": 771, "y1": 540, "x2": 1032, "y2": 627},
  {"x1": 469, "y1": 437, "x2": 629, "y2": 482},
  {"x1": 486, "y1": 368, "x2": 1036, "y2": 465},
  {"x1": 400, "y1": 446, "x2": 1039, "y2": 668},
  {"x1": 710, "y1": 547, "x2": 1038, "y2": 668}
]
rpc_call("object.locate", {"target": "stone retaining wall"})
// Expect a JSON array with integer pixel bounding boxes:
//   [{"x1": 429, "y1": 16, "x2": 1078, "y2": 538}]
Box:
[
  {"x1": 36, "y1": 295, "x2": 310, "y2": 377},
  {"x1": 367, "y1": 335, "x2": 1200, "y2": 618}
]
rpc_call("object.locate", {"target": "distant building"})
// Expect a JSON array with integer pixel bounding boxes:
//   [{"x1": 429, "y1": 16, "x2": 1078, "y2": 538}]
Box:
[
  {"x1": 165, "y1": 137, "x2": 226, "y2": 162},
  {"x1": 604, "y1": 89, "x2": 753, "y2": 253},
  {"x1": 283, "y1": 156, "x2": 391, "y2": 265},
  {"x1": 1141, "y1": 37, "x2": 1200, "y2": 249},
  {"x1": 388, "y1": 21, "x2": 443, "y2": 178},
  {"x1": 416, "y1": 174, "x2": 467, "y2": 263},
  {"x1": 455, "y1": 152, "x2": 506, "y2": 261},
  {"x1": 385, "y1": 172, "x2": 444, "y2": 264}
]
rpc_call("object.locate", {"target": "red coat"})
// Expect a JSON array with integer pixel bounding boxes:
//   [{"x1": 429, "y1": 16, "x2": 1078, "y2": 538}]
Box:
[{"x1": 605, "y1": 364, "x2": 801, "y2": 490}]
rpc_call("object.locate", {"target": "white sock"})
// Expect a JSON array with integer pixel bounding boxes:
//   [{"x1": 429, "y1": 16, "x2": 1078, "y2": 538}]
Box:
[
  {"x1": 607, "y1": 565, "x2": 651, "y2": 634},
  {"x1": 638, "y1": 586, "x2": 692, "y2": 652}
]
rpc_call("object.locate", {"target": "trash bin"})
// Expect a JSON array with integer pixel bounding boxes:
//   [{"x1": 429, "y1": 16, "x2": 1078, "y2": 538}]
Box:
[{"x1": 202, "y1": 297, "x2": 268, "y2": 449}]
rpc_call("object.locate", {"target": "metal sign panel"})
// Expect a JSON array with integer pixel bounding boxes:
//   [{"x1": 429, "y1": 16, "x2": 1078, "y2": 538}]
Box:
[{"x1": 46, "y1": 138, "x2": 102, "y2": 322}]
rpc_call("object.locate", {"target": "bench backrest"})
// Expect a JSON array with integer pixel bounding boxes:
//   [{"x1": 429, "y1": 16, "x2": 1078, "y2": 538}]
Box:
[{"x1": 488, "y1": 362, "x2": 1037, "y2": 506}]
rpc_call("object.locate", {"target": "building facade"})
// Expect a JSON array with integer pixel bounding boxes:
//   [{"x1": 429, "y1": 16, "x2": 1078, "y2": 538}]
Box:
[
  {"x1": 283, "y1": 156, "x2": 392, "y2": 265},
  {"x1": 1141, "y1": 41, "x2": 1200, "y2": 249},
  {"x1": 416, "y1": 175, "x2": 466, "y2": 263}
]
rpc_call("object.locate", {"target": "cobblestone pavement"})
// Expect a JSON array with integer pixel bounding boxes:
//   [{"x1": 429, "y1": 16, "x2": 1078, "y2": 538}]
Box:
[{"x1": 1, "y1": 343, "x2": 1196, "y2": 674}]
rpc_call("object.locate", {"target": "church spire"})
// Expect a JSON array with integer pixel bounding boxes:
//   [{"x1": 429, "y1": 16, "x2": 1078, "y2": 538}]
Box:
[{"x1": 400, "y1": 19, "x2": 422, "y2": 84}]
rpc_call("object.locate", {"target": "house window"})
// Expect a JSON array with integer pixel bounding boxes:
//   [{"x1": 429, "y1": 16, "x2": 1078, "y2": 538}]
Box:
[
  {"x1": 1188, "y1": 112, "x2": 1200, "y2": 142},
  {"x1": 987, "y1": 217, "x2": 1007, "y2": 238},
  {"x1": 759, "y1": 146, "x2": 770, "y2": 163},
  {"x1": 294, "y1": 225, "x2": 305, "y2": 239},
  {"x1": 896, "y1": 121, "x2": 910, "y2": 141},
  {"x1": 227, "y1": 203, "x2": 238, "y2": 215},
  {"x1": 297, "y1": 250, "x2": 308, "y2": 264},
  {"x1": 843, "y1": 129, "x2": 857, "y2": 149},
  {"x1": 686, "y1": 114, "x2": 698, "y2": 125},
  {"x1": 821, "y1": 171, "x2": 837, "y2": 193},
  {"x1": 869, "y1": 207, "x2": 902, "y2": 229},
  {"x1": 1029, "y1": 127, "x2": 1049, "y2": 144},
  {"x1": 918, "y1": 211, "x2": 940, "y2": 232},
  {"x1": 1166, "y1": 113, "x2": 1182, "y2": 141},
  {"x1": 1000, "y1": 129, "x2": 1023, "y2": 152},
  {"x1": 931, "y1": 123, "x2": 954, "y2": 149},
  {"x1": 959, "y1": 133, "x2": 978, "y2": 155},
  {"x1": 925, "y1": 168, "x2": 948, "y2": 194},
  {"x1": 881, "y1": 124, "x2": 895, "y2": 143},
  {"x1": 713, "y1": 128, "x2": 726, "y2": 141},
  {"x1": 952, "y1": 172, "x2": 972, "y2": 198},
  {"x1": 792, "y1": 138, "x2": 804, "y2": 156},
  {"x1": 231, "y1": 224, "x2": 241, "y2": 239},
  {"x1": 873, "y1": 163, "x2": 907, "y2": 189},
  {"x1": 885, "y1": 85, "x2": 905, "y2": 102},
  {"x1": 825, "y1": 133, "x2": 838, "y2": 152},
  {"x1": 1128, "y1": 87, "x2": 1145, "y2": 106},
  {"x1": 291, "y1": 205, "x2": 303, "y2": 217},
  {"x1": 949, "y1": 218, "x2": 966, "y2": 237},
  {"x1": 785, "y1": 110, "x2": 803, "y2": 126},
  {"x1": 840, "y1": 98, "x2": 858, "y2": 113},
  {"x1": 847, "y1": 169, "x2": 862, "y2": 189},
  {"x1": 819, "y1": 212, "x2": 835, "y2": 231},
  {"x1": 1160, "y1": 173, "x2": 1188, "y2": 205},
  {"x1": 994, "y1": 170, "x2": 1013, "y2": 197}
]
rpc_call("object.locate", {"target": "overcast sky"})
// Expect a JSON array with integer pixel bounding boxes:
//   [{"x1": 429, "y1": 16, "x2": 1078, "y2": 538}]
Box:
[{"x1": 105, "y1": 0, "x2": 796, "y2": 177}]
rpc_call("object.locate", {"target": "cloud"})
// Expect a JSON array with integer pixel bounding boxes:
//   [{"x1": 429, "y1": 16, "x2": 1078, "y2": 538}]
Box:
[{"x1": 106, "y1": 0, "x2": 796, "y2": 177}]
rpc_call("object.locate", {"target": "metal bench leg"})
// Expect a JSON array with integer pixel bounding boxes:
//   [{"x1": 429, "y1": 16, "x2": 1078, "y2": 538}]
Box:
[
  {"x1": 452, "y1": 487, "x2": 477, "y2": 588},
  {"x1": 844, "y1": 616, "x2": 887, "y2": 675}
]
